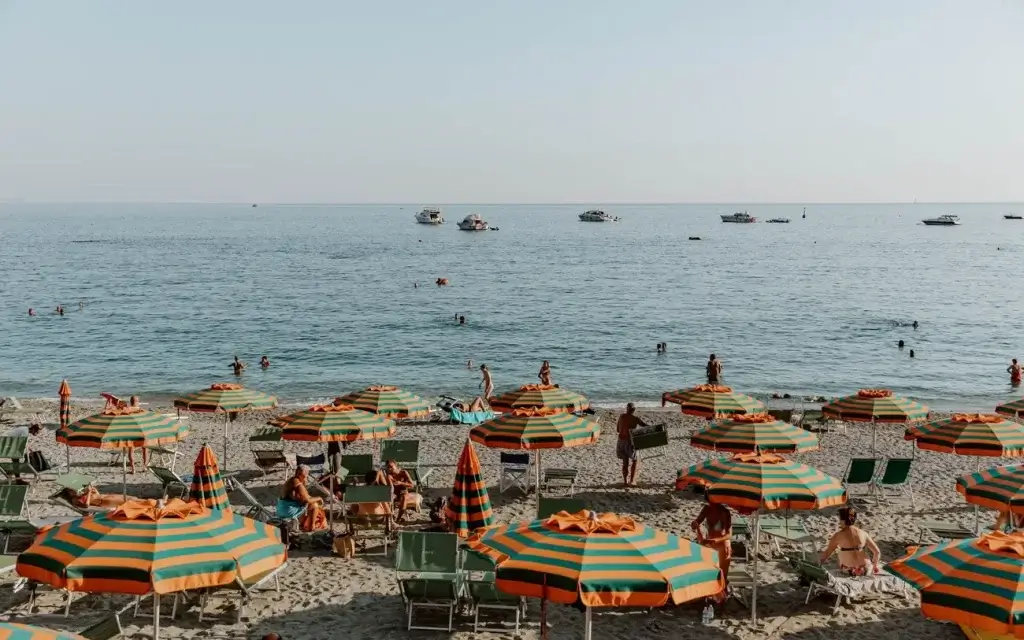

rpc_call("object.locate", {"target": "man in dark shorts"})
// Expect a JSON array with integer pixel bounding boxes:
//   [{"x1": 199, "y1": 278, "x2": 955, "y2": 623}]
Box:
[
  {"x1": 706, "y1": 353, "x2": 723, "y2": 384},
  {"x1": 616, "y1": 403, "x2": 648, "y2": 486}
]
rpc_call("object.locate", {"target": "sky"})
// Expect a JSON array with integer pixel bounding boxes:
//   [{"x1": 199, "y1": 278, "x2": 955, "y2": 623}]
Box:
[{"x1": 1, "y1": 1, "x2": 1023, "y2": 203}]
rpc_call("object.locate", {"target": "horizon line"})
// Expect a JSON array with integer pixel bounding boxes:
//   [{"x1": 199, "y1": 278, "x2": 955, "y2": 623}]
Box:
[{"x1": 2, "y1": 200, "x2": 1023, "y2": 206}]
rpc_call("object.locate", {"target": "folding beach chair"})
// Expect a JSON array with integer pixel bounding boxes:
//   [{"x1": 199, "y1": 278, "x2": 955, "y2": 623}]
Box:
[
  {"x1": 80, "y1": 613, "x2": 124, "y2": 640},
  {"x1": 462, "y1": 547, "x2": 524, "y2": 633},
  {"x1": 841, "y1": 458, "x2": 880, "y2": 500},
  {"x1": 631, "y1": 424, "x2": 669, "y2": 461},
  {"x1": 874, "y1": 457, "x2": 914, "y2": 508},
  {"x1": 249, "y1": 427, "x2": 290, "y2": 477},
  {"x1": 0, "y1": 436, "x2": 37, "y2": 482},
  {"x1": 541, "y1": 468, "x2": 579, "y2": 495},
  {"x1": 232, "y1": 482, "x2": 276, "y2": 523},
  {"x1": 295, "y1": 453, "x2": 326, "y2": 477},
  {"x1": 537, "y1": 497, "x2": 586, "y2": 519},
  {"x1": 498, "y1": 452, "x2": 531, "y2": 495},
  {"x1": 797, "y1": 410, "x2": 826, "y2": 431},
  {"x1": 917, "y1": 519, "x2": 974, "y2": 544},
  {"x1": 758, "y1": 516, "x2": 816, "y2": 557},
  {"x1": 381, "y1": 440, "x2": 434, "y2": 489},
  {"x1": 767, "y1": 409, "x2": 794, "y2": 424},
  {"x1": 395, "y1": 531, "x2": 462, "y2": 632},
  {"x1": 340, "y1": 454, "x2": 375, "y2": 484},
  {"x1": 196, "y1": 562, "x2": 288, "y2": 623},
  {"x1": 791, "y1": 556, "x2": 909, "y2": 614},
  {"x1": 148, "y1": 466, "x2": 192, "y2": 499},
  {"x1": 343, "y1": 484, "x2": 394, "y2": 554},
  {"x1": 0, "y1": 398, "x2": 40, "y2": 424}
]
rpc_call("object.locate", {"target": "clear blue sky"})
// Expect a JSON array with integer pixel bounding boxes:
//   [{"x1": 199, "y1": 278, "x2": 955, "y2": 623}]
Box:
[{"x1": 2, "y1": 1, "x2": 1023, "y2": 203}]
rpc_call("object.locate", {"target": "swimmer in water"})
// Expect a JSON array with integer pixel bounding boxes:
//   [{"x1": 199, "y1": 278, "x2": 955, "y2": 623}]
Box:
[
  {"x1": 466, "y1": 359, "x2": 473, "y2": 369},
  {"x1": 1009, "y1": 359, "x2": 1022, "y2": 386},
  {"x1": 28, "y1": 308, "x2": 35, "y2": 317},
  {"x1": 413, "y1": 283, "x2": 418, "y2": 288},
  {"x1": 459, "y1": 315, "x2": 466, "y2": 325},
  {"x1": 912, "y1": 321, "x2": 919, "y2": 329},
  {"x1": 231, "y1": 356, "x2": 246, "y2": 376},
  {"x1": 260, "y1": 356, "x2": 271, "y2": 369},
  {"x1": 909, "y1": 349, "x2": 915, "y2": 358},
  {"x1": 656, "y1": 343, "x2": 663, "y2": 354},
  {"x1": 898, "y1": 340, "x2": 904, "y2": 349}
]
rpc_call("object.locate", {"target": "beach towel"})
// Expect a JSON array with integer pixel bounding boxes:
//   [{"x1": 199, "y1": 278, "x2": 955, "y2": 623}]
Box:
[
  {"x1": 451, "y1": 408, "x2": 494, "y2": 425},
  {"x1": 300, "y1": 502, "x2": 328, "y2": 532},
  {"x1": 275, "y1": 499, "x2": 306, "y2": 520}
]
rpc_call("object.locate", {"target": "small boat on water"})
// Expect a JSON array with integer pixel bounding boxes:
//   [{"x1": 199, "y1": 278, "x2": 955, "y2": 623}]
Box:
[
  {"x1": 922, "y1": 214, "x2": 960, "y2": 226},
  {"x1": 415, "y1": 208, "x2": 444, "y2": 225},
  {"x1": 721, "y1": 212, "x2": 756, "y2": 223},
  {"x1": 766, "y1": 218, "x2": 790, "y2": 224},
  {"x1": 457, "y1": 214, "x2": 489, "y2": 231},
  {"x1": 1005, "y1": 214, "x2": 1022, "y2": 220},
  {"x1": 578, "y1": 210, "x2": 620, "y2": 222}
]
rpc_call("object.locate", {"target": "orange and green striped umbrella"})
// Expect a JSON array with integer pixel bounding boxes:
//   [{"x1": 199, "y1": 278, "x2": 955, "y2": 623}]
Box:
[
  {"x1": 907, "y1": 414, "x2": 1024, "y2": 458},
  {"x1": 996, "y1": 399, "x2": 1024, "y2": 420},
  {"x1": 886, "y1": 532, "x2": 1024, "y2": 637},
  {"x1": 17, "y1": 498, "x2": 285, "y2": 595},
  {"x1": 957, "y1": 464, "x2": 1024, "y2": 514},
  {"x1": 58, "y1": 379, "x2": 72, "y2": 434},
  {"x1": 466, "y1": 510, "x2": 723, "y2": 608},
  {"x1": 469, "y1": 408, "x2": 599, "y2": 450},
  {"x1": 446, "y1": 440, "x2": 493, "y2": 538},
  {"x1": 691, "y1": 413, "x2": 819, "y2": 454},
  {"x1": 0, "y1": 623, "x2": 84, "y2": 640},
  {"x1": 662, "y1": 384, "x2": 764, "y2": 418},
  {"x1": 336, "y1": 386, "x2": 430, "y2": 419},
  {"x1": 56, "y1": 407, "x2": 188, "y2": 450},
  {"x1": 273, "y1": 403, "x2": 396, "y2": 442},
  {"x1": 189, "y1": 445, "x2": 229, "y2": 511},
  {"x1": 174, "y1": 383, "x2": 277, "y2": 470},
  {"x1": 488, "y1": 384, "x2": 589, "y2": 414},
  {"x1": 823, "y1": 388, "x2": 928, "y2": 454}
]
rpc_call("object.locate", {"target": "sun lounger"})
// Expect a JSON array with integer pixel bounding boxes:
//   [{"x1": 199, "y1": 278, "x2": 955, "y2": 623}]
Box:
[
  {"x1": 232, "y1": 482, "x2": 276, "y2": 522},
  {"x1": 499, "y1": 452, "x2": 531, "y2": 495},
  {"x1": 450, "y1": 406, "x2": 495, "y2": 426},
  {"x1": 791, "y1": 557, "x2": 909, "y2": 613},
  {"x1": 542, "y1": 468, "x2": 579, "y2": 495},
  {"x1": 249, "y1": 428, "x2": 289, "y2": 477},
  {"x1": 874, "y1": 457, "x2": 914, "y2": 508},
  {"x1": 395, "y1": 531, "x2": 462, "y2": 632},
  {"x1": 80, "y1": 613, "x2": 124, "y2": 640},
  {"x1": 631, "y1": 424, "x2": 669, "y2": 461},
  {"x1": 0, "y1": 436, "x2": 37, "y2": 482},
  {"x1": 148, "y1": 466, "x2": 192, "y2": 499},
  {"x1": 726, "y1": 560, "x2": 756, "y2": 607},
  {"x1": 917, "y1": 519, "x2": 975, "y2": 543},
  {"x1": 108, "y1": 443, "x2": 181, "y2": 471},
  {"x1": 842, "y1": 457, "x2": 880, "y2": 500},
  {"x1": 537, "y1": 497, "x2": 586, "y2": 519},
  {"x1": 767, "y1": 409, "x2": 794, "y2": 424},
  {"x1": 196, "y1": 562, "x2": 287, "y2": 623},
  {"x1": 758, "y1": 516, "x2": 816, "y2": 557},
  {"x1": 462, "y1": 547, "x2": 524, "y2": 632},
  {"x1": 381, "y1": 440, "x2": 434, "y2": 489},
  {"x1": 0, "y1": 398, "x2": 40, "y2": 423},
  {"x1": 343, "y1": 484, "x2": 394, "y2": 554}
]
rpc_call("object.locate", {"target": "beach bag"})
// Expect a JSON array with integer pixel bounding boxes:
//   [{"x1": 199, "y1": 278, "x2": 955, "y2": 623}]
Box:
[{"x1": 28, "y1": 451, "x2": 50, "y2": 472}]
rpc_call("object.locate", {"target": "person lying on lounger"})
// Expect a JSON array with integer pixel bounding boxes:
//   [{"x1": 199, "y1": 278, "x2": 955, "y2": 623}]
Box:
[
  {"x1": 454, "y1": 397, "x2": 488, "y2": 412},
  {"x1": 60, "y1": 485, "x2": 128, "y2": 509}
]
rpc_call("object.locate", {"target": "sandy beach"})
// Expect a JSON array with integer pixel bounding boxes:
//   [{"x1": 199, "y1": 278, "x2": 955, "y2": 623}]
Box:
[{"x1": 0, "y1": 400, "x2": 999, "y2": 639}]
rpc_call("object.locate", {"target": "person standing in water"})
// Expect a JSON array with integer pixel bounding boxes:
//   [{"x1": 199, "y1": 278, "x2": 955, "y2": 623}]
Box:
[
  {"x1": 260, "y1": 356, "x2": 271, "y2": 369},
  {"x1": 706, "y1": 354, "x2": 723, "y2": 384},
  {"x1": 1009, "y1": 359, "x2": 1022, "y2": 386},
  {"x1": 479, "y1": 364, "x2": 493, "y2": 399},
  {"x1": 231, "y1": 356, "x2": 246, "y2": 376},
  {"x1": 538, "y1": 360, "x2": 552, "y2": 385}
]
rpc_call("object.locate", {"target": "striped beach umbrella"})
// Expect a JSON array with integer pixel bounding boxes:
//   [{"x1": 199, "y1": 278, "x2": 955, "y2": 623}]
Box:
[
  {"x1": 446, "y1": 440, "x2": 493, "y2": 538},
  {"x1": 467, "y1": 510, "x2": 723, "y2": 638},
  {"x1": 661, "y1": 384, "x2": 764, "y2": 419},
  {"x1": 886, "y1": 531, "x2": 1024, "y2": 637},
  {"x1": 174, "y1": 383, "x2": 277, "y2": 470},
  {"x1": 907, "y1": 414, "x2": 1024, "y2": 458},
  {"x1": 189, "y1": 444, "x2": 229, "y2": 511},
  {"x1": 675, "y1": 452, "x2": 846, "y2": 622},
  {"x1": 488, "y1": 384, "x2": 589, "y2": 414},
  {"x1": 337, "y1": 386, "x2": 430, "y2": 419},
  {"x1": 691, "y1": 413, "x2": 819, "y2": 454},
  {"x1": 822, "y1": 388, "x2": 928, "y2": 455},
  {"x1": 957, "y1": 464, "x2": 1024, "y2": 515},
  {"x1": 996, "y1": 399, "x2": 1024, "y2": 420},
  {"x1": 0, "y1": 623, "x2": 84, "y2": 640},
  {"x1": 57, "y1": 380, "x2": 72, "y2": 469},
  {"x1": 17, "y1": 498, "x2": 285, "y2": 639},
  {"x1": 273, "y1": 403, "x2": 396, "y2": 442}
]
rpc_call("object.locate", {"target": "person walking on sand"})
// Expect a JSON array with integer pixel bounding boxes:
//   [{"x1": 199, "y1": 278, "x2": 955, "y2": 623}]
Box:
[
  {"x1": 230, "y1": 356, "x2": 246, "y2": 376},
  {"x1": 1010, "y1": 359, "x2": 1022, "y2": 386},
  {"x1": 616, "y1": 403, "x2": 648, "y2": 486},
  {"x1": 538, "y1": 360, "x2": 552, "y2": 386},
  {"x1": 479, "y1": 364, "x2": 493, "y2": 399},
  {"x1": 706, "y1": 354, "x2": 723, "y2": 384}
]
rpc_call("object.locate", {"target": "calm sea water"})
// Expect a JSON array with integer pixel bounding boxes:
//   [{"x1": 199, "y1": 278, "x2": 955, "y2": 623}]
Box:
[{"x1": 1, "y1": 203, "x2": 1022, "y2": 410}]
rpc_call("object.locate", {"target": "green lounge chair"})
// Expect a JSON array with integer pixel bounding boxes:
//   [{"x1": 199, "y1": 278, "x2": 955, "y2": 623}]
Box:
[
  {"x1": 791, "y1": 556, "x2": 909, "y2": 613},
  {"x1": 381, "y1": 440, "x2": 434, "y2": 489},
  {"x1": 340, "y1": 454, "x2": 375, "y2": 484},
  {"x1": 542, "y1": 468, "x2": 579, "y2": 495},
  {"x1": 343, "y1": 484, "x2": 394, "y2": 554},
  {"x1": 768, "y1": 409, "x2": 794, "y2": 423},
  {"x1": 80, "y1": 613, "x2": 124, "y2": 640},
  {"x1": 842, "y1": 458, "x2": 880, "y2": 499},
  {"x1": 875, "y1": 458, "x2": 914, "y2": 508},
  {"x1": 631, "y1": 424, "x2": 669, "y2": 461},
  {"x1": 395, "y1": 531, "x2": 462, "y2": 632},
  {"x1": 0, "y1": 436, "x2": 36, "y2": 482},
  {"x1": 537, "y1": 497, "x2": 586, "y2": 519},
  {"x1": 249, "y1": 428, "x2": 289, "y2": 477},
  {"x1": 462, "y1": 547, "x2": 524, "y2": 632},
  {"x1": 498, "y1": 452, "x2": 532, "y2": 495},
  {"x1": 232, "y1": 482, "x2": 276, "y2": 523},
  {"x1": 758, "y1": 516, "x2": 816, "y2": 557},
  {"x1": 148, "y1": 466, "x2": 191, "y2": 499},
  {"x1": 197, "y1": 562, "x2": 288, "y2": 623},
  {"x1": 917, "y1": 519, "x2": 974, "y2": 543}
]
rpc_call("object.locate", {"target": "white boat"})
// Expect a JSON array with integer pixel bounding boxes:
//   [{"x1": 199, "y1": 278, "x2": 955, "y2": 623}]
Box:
[
  {"x1": 578, "y1": 210, "x2": 619, "y2": 222},
  {"x1": 415, "y1": 208, "x2": 444, "y2": 225},
  {"x1": 766, "y1": 218, "x2": 790, "y2": 224},
  {"x1": 922, "y1": 214, "x2": 960, "y2": 226},
  {"x1": 721, "y1": 212, "x2": 756, "y2": 223},
  {"x1": 456, "y1": 214, "x2": 489, "y2": 231}
]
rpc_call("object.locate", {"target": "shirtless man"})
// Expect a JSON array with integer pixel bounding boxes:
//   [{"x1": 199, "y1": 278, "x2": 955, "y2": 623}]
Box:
[
  {"x1": 616, "y1": 403, "x2": 648, "y2": 486},
  {"x1": 706, "y1": 354, "x2": 723, "y2": 384},
  {"x1": 231, "y1": 356, "x2": 246, "y2": 376},
  {"x1": 479, "y1": 364, "x2": 493, "y2": 399},
  {"x1": 1009, "y1": 359, "x2": 1022, "y2": 386}
]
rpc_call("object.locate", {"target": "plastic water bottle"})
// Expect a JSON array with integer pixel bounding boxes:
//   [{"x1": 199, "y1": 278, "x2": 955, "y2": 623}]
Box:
[{"x1": 701, "y1": 602, "x2": 714, "y2": 625}]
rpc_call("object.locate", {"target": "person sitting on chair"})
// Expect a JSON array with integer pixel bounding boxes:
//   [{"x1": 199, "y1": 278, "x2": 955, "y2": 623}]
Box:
[
  {"x1": 820, "y1": 507, "x2": 882, "y2": 575},
  {"x1": 383, "y1": 459, "x2": 419, "y2": 522},
  {"x1": 279, "y1": 465, "x2": 327, "y2": 532}
]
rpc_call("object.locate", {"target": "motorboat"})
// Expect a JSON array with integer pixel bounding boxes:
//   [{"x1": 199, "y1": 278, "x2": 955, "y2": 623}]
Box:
[
  {"x1": 1005, "y1": 214, "x2": 1022, "y2": 220},
  {"x1": 721, "y1": 212, "x2": 756, "y2": 223},
  {"x1": 766, "y1": 218, "x2": 790, "y2": 224},
  {"x1": 457, "y1": 214, "x2": 489, "y2": 231},
  {"x1": 922, "y1": 214, "x2": 960, "y2": 226},
  {"x1": 415, "y1": 208, "x2": 444, "y2": 225},
  {"x1": 578, "y1": 210, "x2": 619, "y2": 222}
]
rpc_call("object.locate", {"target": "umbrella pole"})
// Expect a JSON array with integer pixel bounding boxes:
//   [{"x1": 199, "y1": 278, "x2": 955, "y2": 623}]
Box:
[
  {"x1": 65, "y1": 444, "x2": 71, "y2": 472},
  {"x1": 223, "y1": 414, "x2": 230, "y2": 471},
  {"x1": 751, "y1": 511, "x2": 760, "y2": 624},
  {"x1": 975, "y1": 457, "x2": 982, "y2": 534},
  {"x1": 153, "y1": 593, "x2": 161, "y2": 640},
  {"x1": 584, "y1": 605, "x2": 592, "y2": 640},
  {"x1": 535, "y1": 450, "x2": 542, "y2": 517},
  {"x1": 122, "y1": 454, "x2": 128, "y2": 501}
]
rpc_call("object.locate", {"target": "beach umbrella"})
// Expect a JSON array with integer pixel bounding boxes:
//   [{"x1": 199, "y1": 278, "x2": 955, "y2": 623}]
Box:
[
  {"x1": 661, "y1": 384, "x2": 764, "y2": 419},
  {"x1": 956, "y1": 464, "x2": 1024, "y2": 517},
  {"x1": 58, "y1": 379, "x2": 72, "y2": 469},
  {"x1": 886, "y1": 531, "x2": 1024, "y2": 637},
  {"x1": 996, "y1": 399, "x2": 1024, "y2": 420},
  {"x1": 488, "y1": 384, "x2": 589, "y2": 414},
  {"x1": 336, "y1": 386, "x2": 430, "y2": 419},
  {"x1": 675, "y1": 452, "x2": 847, "y2": 622},
  {"x1": 173, "y1": 383, "x2": 277, "y2": 470},
  {"x1": 0, "y1": 622, "x2": 85, "y2": 640},
  {"x1": 17, "y1": 498, "x2": 285, "y2": 640},
  {"x1": 189, "y1": 444, "x2": 229, "y2": 511},
  {"x1": 446, "y1": 440, "x2": 493, "y2": 538},
  {"x1": 58, "y1": 407, "x2": 189, "y2": 499},
  {"x1": 691, "y1": 413, "x2": 819, "y2": 454},
  {"x1": 470, "y1": 408, "x2": 599, "y2": 514},
  {"x1": 822, "y1": 388, "x2": 928, "y2": 455},
  {"x1": 467, "y1": 510, "x2": 723, "y2": 639}
]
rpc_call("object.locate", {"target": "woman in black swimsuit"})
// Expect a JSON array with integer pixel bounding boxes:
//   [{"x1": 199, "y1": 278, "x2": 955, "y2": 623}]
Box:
[{"x1": 820, "y1": 507, "x2": 882, "y2": 575}]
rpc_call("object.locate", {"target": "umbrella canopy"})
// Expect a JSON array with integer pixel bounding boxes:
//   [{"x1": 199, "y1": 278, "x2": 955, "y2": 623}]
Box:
[
  {"x1": 488, "y1": 384, "x2": 589, "y2": 414},
  {"x1": 906, "y1": 414, "x2": 1024, "y2": 458},
  {"x1": 189, "y1": 445, "x2": 229, "y2": 511},
  {"x1": 957, "y1": 464, "x2": 1024, "y2": 514},
  {"x1": 0, "y1": 623, "x2": 84, "y2": 640},
  {"x1": 662, "y1": 384, "x2": 764, "y2": 419},
  {"x1": 691, "y1": 413, "x2": 819, "y2": 454},
  {"x1": 17, "y1": 498, "x2": 285, "y2": 595},
  {"x1": 822, "y1": 388, "x2": 928, "y2": 422},
  {"x1": 996, "y1": 399, "x2": 1024, "y2": 420},
  {"x1": 469, "y1": 408, "x2": 600, "y2": 450},
  {"x1": 336, "y1": 386, "x2": 430, "y2": 419},
  {"x1": 273, "y1": 403, "x2": 396, "y2": 442},
  {"x1": 466, "y1": 509, "x2": 723, "y2": 607},
  {"x1": 57, "y1": 407, "x2": 188, "y2": 450},
  {"x1": 445, "y1": 440, "x2": 493, "y2": 538},
  {"x1": 173, "y1": 383, "x2": 277, "y2": 414},
  {"x1": 886, "y1": 531, "x2": 1024, "y2": 637}
]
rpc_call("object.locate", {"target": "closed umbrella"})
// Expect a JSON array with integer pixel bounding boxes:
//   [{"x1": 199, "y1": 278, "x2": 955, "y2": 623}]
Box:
[
  {"x1": 691, "y1": 412, "x2": 819, "y2": 454},
  {"x1": 489, "y1": 384, "x2": 589, "y2": 414},
  {"x1": 189, "y1": 444, "x2": 229, "y2": 511},
  {"x1": 0, "y1": 622, "x2": 85, "y2": 640},
  {"x1": 662, "y1": 384, "x2": 764, "y2": 419},
  {"x1": 446, "y1": 440, "x2": 493, "y2": 538},
  {"x1": 58, "y1": 380, "x2": 72, "y2": 468},
  {"x1": 822, "y1": 388, "x2": 928, "y2": 455},
  {"x1": 174, "y1": 383, "x2": 277, "y2": 470},
  {"x1": 337, "y1": 386, "x2": 430, "y2": 419}
]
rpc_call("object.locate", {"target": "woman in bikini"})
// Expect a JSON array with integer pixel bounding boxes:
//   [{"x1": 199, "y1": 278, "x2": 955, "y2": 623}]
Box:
[
  {"x1": 691, "y1": 488, "x2": 732, "y2": 600},
  {"x1": 820, "y1": 507, "x2": 882, "y2": 575},
  {"x1": 538, "y1": 361, "x2": 552, "y2": 386}
]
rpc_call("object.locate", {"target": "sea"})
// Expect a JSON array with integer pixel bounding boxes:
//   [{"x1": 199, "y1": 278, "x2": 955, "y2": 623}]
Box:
[{"x1": 1, "y1": 203, "x2": 1022, "y2": 411}]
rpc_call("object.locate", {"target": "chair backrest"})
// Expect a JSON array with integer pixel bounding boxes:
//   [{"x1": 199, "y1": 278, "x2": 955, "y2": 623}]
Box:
[
  {"x1": 249, "y1": 427, "x2": 283, "y2": 443},
  {"x1": 341, "y1": 454, "x2": 374, "y2": 476},
  {"x1": 296, "y1": 453, "x2": 326, "y2": 467},
  {"x1": 795, "y1": 559, "x2": 831, "y2": 583},
  {"x1": 768, "y1": 409, "x2": 793, "y2": 423},
  {"x1": 0, "y1": 484, "x2": 27, "y2": 517},
  {"x1": 80, "y1": 613, "x2": 123, "y2": 640},
  {"x1": 54, "y1": 473, "x2": 95, "y2": 493},
  {"x1": 0, "y1": 436, "x2": 28, "y2": 459},
  {"x1": 500, "y1": 452, "x2": 530, "y2": 466},
  {"x1": 879, "y1": 458, "x2": 913, "y2": 485},
  {"x1": 537, "y1": 497, "x2": 586, "y2": 518},
  {"x1": 801, "y1": 410, "x2": 823, "y2": 422},
  {"x1": 396, "y1": 531, "x2": 459, "y2": 573},
  {"x1": 149, "y1": 466, "x2": 181, "y2": 484},
  {"x1": 381, "y1": 440, "x2": 420, "y2": 465},
  {"x1": 843, "y1": 458, "x2": 879, "y2": 484},
  {"x1": 343, "y1": 484, "x2": 392, "y2": 505},
  {"x1": 233, "y1": 483, "x2": 263, "y2": 507},
  {"x1": 632, "y1": 425, "x2": 669, "y2": 450},
  {"x1": 461, "y1": 547, "x2": 497, "y2": 572}
]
